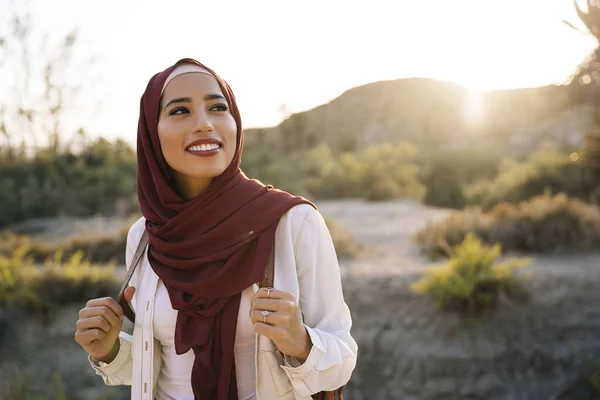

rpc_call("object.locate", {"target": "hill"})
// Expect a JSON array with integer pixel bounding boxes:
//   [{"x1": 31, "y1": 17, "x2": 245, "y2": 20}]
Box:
[{"x1": 245, "y1": 78, "x2": 592, "y2": 157}]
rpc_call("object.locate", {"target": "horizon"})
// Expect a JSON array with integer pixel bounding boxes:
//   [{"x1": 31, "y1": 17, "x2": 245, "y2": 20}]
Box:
[{"x1": 2, "y1": 0, "x2": 598, "y2": 147}]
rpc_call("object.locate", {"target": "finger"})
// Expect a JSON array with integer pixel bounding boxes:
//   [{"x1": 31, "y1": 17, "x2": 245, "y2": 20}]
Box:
[
  {"x1": 250, "y1": 310, "x2": 290, "y2": 326},
  {"x1": 254, "y1": 288, "x2": 293, "y2": 301},
  {"x1": 85, "y1": 297, "x2": 123, "y2": 318},
  {"x1": 79, "y1": 306, "x2": 121, "y2": 328},
  {"x1": 76, "y1": 316, "x2": 112, "y2": 333},
  {"x1": 75, "y1": 328, "x2": 106, "y2": 345},
  {"x1": 253, "y1": 322, "x2": 283, "y2": 339},
  {"x1": 124, "y1": 286, "x2": 136, "y2": 303},
  {"x1": 250, "y1": 299, "x2": 282, "y2": 314}
]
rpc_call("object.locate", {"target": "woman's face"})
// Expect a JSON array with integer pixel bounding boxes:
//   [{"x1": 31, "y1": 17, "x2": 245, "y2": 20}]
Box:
[{"x1": 158, "y1": 72, "x2": 237, "y2": 197}]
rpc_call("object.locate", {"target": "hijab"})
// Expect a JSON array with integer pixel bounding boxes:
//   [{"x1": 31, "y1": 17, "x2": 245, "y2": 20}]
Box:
[{"x1": 136, "y1": 58, "x2": 314, "y2": 399}]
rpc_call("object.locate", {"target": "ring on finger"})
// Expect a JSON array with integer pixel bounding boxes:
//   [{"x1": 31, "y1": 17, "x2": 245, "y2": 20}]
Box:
[
  {"x1": 261, "y1": 310, "x2": 270, "y2": 324},
  {"x1": 265, "y1": 288, "x2": 273, "y2": 298}
]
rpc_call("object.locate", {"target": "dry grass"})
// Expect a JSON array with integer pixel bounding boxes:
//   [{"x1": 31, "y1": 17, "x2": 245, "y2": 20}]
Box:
[
  {"x1": 324, "y1": 216, "x2": 364, "y2": 259},
  {"x1": 0, "y1": 226, "x2": 129, "y2": 265},
  {"x1": 413, "y1": 192, "x2": 600, "y2": 259},
  {"x1": 0, "y1": 246, "x2": 118, "y2": 319}
]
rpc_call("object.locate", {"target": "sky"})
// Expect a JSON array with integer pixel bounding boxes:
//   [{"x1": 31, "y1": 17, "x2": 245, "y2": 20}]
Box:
[{"x1": 2, "y1": 0, "x2": 598, "y2": 146}]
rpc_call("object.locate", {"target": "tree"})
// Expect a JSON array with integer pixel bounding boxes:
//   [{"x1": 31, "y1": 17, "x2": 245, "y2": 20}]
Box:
[
  {"x1": 0, "y1": 0, "x2": 92, "y2": 155},
  {"x1": 563, "y1": 0, "x2": 600, "y2": 104}
]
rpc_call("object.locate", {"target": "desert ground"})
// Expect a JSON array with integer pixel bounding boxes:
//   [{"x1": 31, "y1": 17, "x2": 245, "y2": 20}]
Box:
[{"x1": 2, "y1": 199, "x2": 600, "y2": 400}]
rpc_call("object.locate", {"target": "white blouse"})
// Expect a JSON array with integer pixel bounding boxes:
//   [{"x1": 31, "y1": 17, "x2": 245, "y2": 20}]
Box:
[{"x1": 152, "y1": 280, "x2": 257, "y2": 400}]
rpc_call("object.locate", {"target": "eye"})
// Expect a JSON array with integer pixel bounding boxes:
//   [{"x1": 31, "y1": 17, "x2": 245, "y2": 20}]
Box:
[
  {"x1": 210, "y1": 103, "x2": 229, "y2": 112},
  {"x1": 169, "y1": 107, "x2": 189, "y2": 116}
]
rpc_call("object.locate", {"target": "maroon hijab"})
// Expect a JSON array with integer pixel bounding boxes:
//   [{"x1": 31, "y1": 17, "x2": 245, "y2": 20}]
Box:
[{"x1": 136, "y1": 58, "x2": 314, "y2": 399}]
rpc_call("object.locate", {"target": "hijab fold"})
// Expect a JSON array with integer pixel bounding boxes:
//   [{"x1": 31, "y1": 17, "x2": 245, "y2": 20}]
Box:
[{"x1": 136, "y1": 58, "x2": 314, "y2": 399}]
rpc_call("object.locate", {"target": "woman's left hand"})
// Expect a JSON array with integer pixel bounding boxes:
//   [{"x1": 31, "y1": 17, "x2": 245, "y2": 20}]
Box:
[{"x1": 250, "y1": 287, "x2": 312, "y2": 362}]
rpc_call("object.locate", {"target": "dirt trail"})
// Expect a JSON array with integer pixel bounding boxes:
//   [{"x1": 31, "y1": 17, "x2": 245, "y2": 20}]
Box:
[{"x1": 317, "y1": 199, "x2": 449, "y2": 276}]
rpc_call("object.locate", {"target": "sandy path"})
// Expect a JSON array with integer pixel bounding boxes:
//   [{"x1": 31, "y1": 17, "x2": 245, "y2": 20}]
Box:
[
  {"x1": 316, "y1": 199, "x2": 450, "y2": 275},
  {"x1": 317, "y1": 198, "x2": 600, "y2": 276}
]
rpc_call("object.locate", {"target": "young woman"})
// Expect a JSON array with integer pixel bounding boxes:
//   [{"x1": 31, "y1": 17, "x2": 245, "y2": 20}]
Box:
[{"x1": 74, "y1": 58, "x2": 357, "y2": 400}]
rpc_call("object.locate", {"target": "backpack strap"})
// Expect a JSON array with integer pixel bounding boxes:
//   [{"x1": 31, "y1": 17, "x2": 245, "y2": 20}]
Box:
[
  {"x1": 118, "y1": 229, "x2": 149, "y2": 323},
  {"x1": 258, "y1": 244, "x2": 275, "y2": 288}
]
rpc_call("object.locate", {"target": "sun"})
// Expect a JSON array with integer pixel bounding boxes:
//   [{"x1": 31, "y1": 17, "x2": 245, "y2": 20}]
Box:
[{"x1": 465, "y1": 89, "x2": 485, "y2": 126}]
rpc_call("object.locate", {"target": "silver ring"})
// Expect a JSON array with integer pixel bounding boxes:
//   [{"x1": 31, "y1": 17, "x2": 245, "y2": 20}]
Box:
[
  {"x1": 261, "y1": 310, "x2": 270, "y2": 324},
  {"x1": 266, "y1": 288, "x2": 273, "y2": 298}
]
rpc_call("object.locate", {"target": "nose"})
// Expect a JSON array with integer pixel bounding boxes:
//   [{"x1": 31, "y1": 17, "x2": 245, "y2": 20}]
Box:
[{"x1": 192, "y1": 108, "x2": 213, "y2": 133}]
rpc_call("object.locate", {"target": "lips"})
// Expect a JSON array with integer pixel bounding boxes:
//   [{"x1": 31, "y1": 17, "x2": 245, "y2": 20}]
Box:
[
  {"x1": 185, "y1": 138, "x2": 223, "y2": 151},
  {"x1": 185, "y1": 138, "x2": 223, "y2": 157}
]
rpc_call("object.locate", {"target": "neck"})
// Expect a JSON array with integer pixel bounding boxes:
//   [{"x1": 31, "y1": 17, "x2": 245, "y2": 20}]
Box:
[{"x1": 173, "y1": 173, "x2": 212, "y2": 200}]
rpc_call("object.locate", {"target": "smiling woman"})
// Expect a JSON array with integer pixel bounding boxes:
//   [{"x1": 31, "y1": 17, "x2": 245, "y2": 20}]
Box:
[
  {"x1": 157, "y1": 65, "x2": 238, "y2": 200},
  {"x1": 74, "y1": 58, "x2": 357, "y2": 400}
]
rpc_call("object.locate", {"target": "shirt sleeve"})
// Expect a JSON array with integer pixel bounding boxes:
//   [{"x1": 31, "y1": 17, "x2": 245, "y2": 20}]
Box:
[
  {"x1": 89, "y1": 332, "x2": 134, "y2": 386},
  {"x1": 279, "y1": 206, "x2": 358, "y2": 396}
]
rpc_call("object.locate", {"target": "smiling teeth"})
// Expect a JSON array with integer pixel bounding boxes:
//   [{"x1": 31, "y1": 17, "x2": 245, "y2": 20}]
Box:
[{"x1": 188, "y1": 144, "x2": 220, "y2": 152}]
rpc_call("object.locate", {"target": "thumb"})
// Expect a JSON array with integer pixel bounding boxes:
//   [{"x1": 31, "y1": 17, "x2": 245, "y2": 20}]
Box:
[{"x1": 124, "y1": 286, "x2": 136, "y2": 303}]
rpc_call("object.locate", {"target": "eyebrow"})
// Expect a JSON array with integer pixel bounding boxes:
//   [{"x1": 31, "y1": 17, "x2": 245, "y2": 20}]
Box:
[{"x1": 162, "y1": 94, "x2": 226, "y2": 112}]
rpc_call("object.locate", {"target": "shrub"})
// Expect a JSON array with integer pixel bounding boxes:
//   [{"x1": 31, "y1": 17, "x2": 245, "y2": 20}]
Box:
[
  {"x1": 418, "y1": 147, "x2": 502, "y2": 209},
  {"x1": 0, "y1": 246, "x2": 118, "y2": 319},
  {"x1": 0, "y1": 138, "x2": 138, "y2": 228},
  {"x1": 466, "y1": 144, "x2": 594, "y2": 209},
  {"x1": 241, "y1": 146, "x2": 307, "y2": 195},
  {"x1": 413, "y1": 192, "x2": 600, "y2": 258},
  {"x1": 304, "y1": 143, "x2": 425, "y2": 201},
  {"x1": 0, "y1": 225, "x2": 130, "y2": 265},
  {"x1": 411, "y1": 233, "x2": 531, "y2": 316},
  {"x1": 324, "y1": 217, "x2": 363, "y2": 259}
]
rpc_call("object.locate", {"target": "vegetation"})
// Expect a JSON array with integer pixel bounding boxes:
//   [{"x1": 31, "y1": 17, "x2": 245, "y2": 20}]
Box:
[
  {"x1": 414, "y1": 192, "x2": 600, "y2": 259},
  {"x1": 411, "y1": 233, "x2": 531, "y2": 316},
  {"x1": 0, "y1": 223, "x2": 131, "y2": 264},
  {"x1": 0, "y1": 246, "x2": 118, "y2": 319},
  {"x1": 324, "y1": 217, "x2": 363, "y2": 259},
  {"x1": 303, "y1": 143, "x2": 425, "y2": 201},
  {"x1": 418, "y1": 146, "x2": 502, "y2": 209},
  {"x1": 465, "y1": 144, "x2": 594, "y2": 210},
  {"x1": 563, "y1": 0, "x2": 600, "y2": 105},
  {"x1": 0, "y1": 137, "x2": 139, "y2": 228}
]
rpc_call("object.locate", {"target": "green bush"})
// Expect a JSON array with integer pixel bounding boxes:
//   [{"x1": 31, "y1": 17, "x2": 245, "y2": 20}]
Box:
[
  {"x1": 303, "y1": 143, "x2": 425, "y2": 201},
  {"x1": 466, "y1": 144, "x2": 594, "y2": 209},
  {"x1": 413, "y1": 192, "x2": 600, "y2": 258},
  {"x1": 0, "y1": 226, "x2": 129, "y2": 265},
  {"x1": 411, "y1": 232, "x2": 531, "y2": 316},
  {"x1": 0, "y1": 246, "x2": 118, "y2": 319},
  {"x1": 418, "y1": 147, "x2": 501, "y2": 209},
  {"x1": 241, "y1": 146, "x2": 307, "y2": 195},
  {"x1": 0, "y1": 138, "x2": 138, "y2": 228}
]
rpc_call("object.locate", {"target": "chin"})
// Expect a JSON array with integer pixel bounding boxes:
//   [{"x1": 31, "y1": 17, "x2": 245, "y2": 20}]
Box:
[{"x1": 187, "y1": 166, "x2": 226, "y2": 180}]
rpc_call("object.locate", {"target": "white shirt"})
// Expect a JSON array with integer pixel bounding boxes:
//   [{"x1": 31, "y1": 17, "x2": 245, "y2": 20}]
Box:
[
  {"x1": 90, "y1": 204, "x2": 358, "y2": 400},
  {"x1": 153, "y1": 280, "x2": 256, "y2": 400}
]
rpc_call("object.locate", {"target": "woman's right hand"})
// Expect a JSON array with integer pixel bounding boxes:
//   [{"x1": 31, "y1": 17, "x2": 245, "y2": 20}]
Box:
[{"x1": 74, "y1": 286, "x2": 136, "y2": 363}]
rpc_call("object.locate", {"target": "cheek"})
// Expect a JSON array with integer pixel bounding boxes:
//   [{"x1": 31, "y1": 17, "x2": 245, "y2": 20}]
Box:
[
  {"x1": 223, "y1": 117, "x2": 238, "y2": 149},
  {"x1": 157, "y1": 123, "x2": 184, "y2": 160}
]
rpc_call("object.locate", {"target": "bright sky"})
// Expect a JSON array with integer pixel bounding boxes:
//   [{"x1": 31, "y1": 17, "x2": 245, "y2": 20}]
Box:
[{"x1": 4, "y1": 0, "x2": 598, "y2": 145}]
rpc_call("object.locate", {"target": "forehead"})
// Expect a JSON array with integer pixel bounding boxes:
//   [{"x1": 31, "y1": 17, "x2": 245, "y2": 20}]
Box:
[{"x1": 162, "y1": 72, "x2": 224, "y2": 99}]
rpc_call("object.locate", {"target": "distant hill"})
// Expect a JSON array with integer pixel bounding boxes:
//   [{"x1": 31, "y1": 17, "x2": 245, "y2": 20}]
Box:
[{"x1": 245, "y1": 78, "x2": 594, "y2": 156}]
